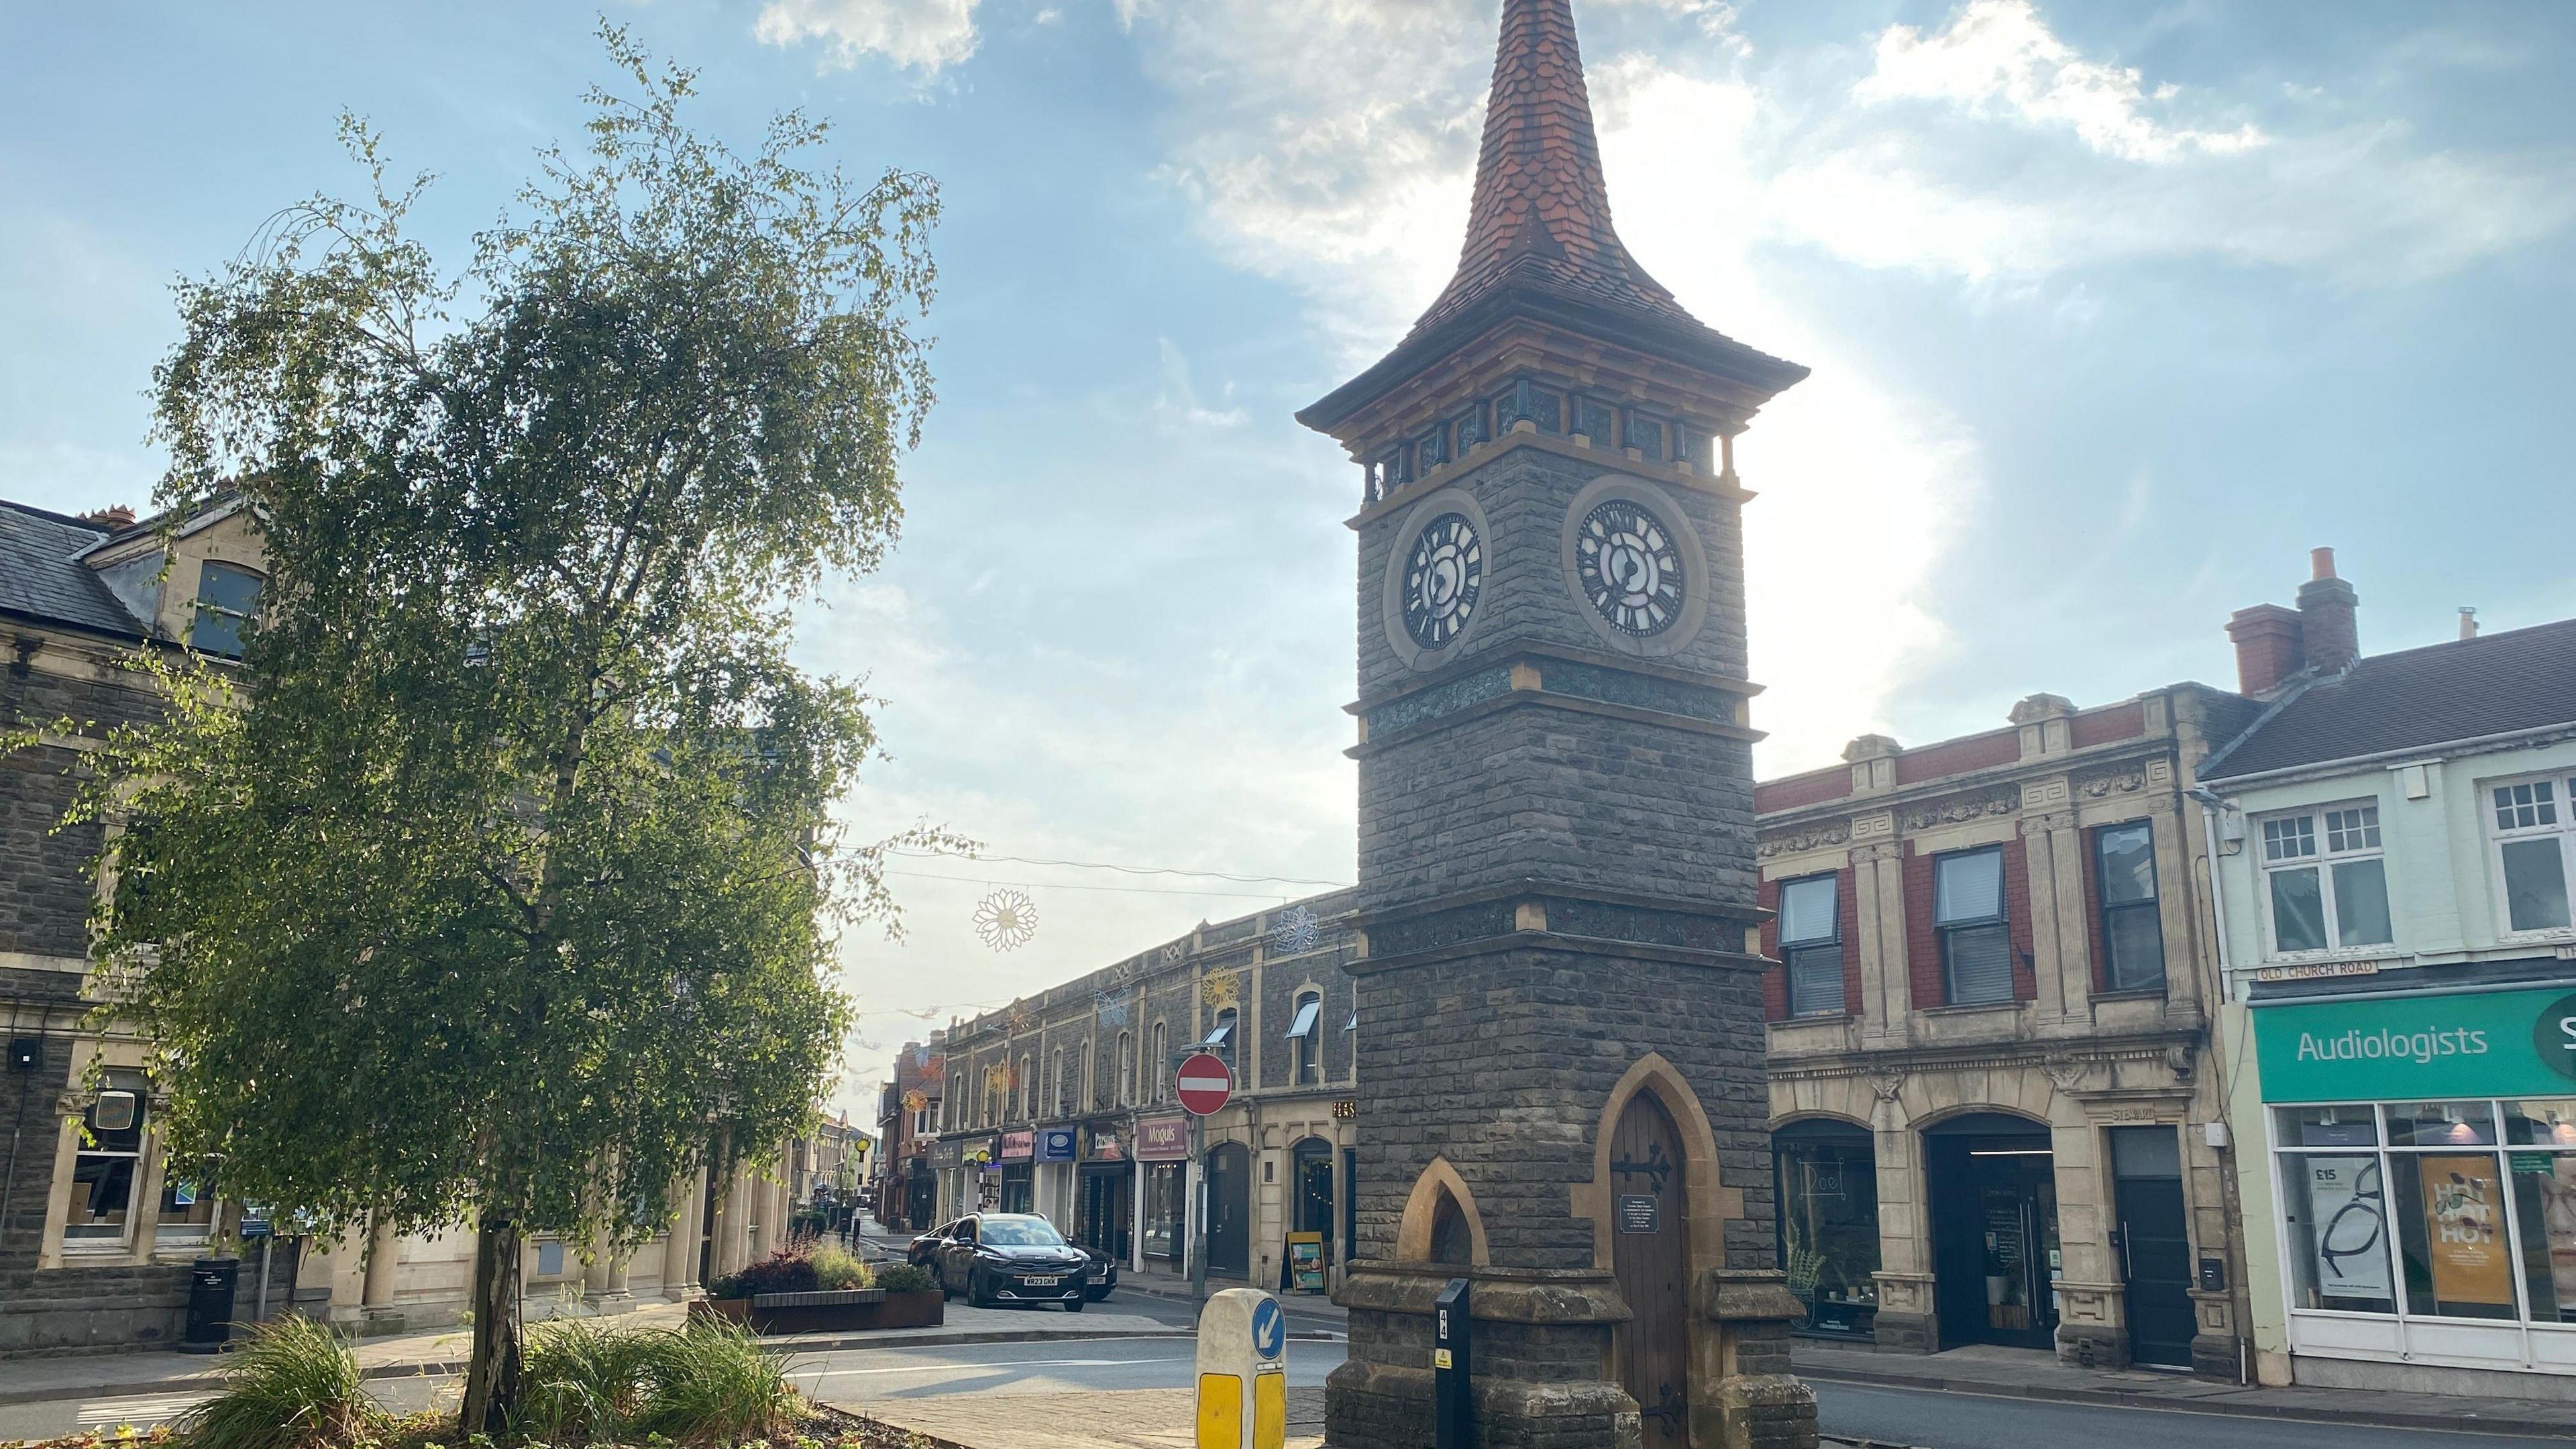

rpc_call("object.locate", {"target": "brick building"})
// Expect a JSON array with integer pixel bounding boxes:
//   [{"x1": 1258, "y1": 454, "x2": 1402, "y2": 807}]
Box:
[{"x1": 875, "y1": 1036, "x2": 945, "y2": 1232}]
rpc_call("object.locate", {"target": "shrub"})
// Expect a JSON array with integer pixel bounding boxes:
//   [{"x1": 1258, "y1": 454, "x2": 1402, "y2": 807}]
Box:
[
  {"x1": 633, "y1": 1322, "x2": 806, "y2": 1445},
  {"x1": 808, "y1": 1244, "x2": 872, "y2": 1291},
  {"x1": 173, "y1": 1314, "x2": 387, "y2": 1449},
  {"x1": 871, "y1": 1264, "x2": 933, "y2": 1294},
  {"x1": 513, "y1": 1319, "x2": 662, "y2": 1444}
]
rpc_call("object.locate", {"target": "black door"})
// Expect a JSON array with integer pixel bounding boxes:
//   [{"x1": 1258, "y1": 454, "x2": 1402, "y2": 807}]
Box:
[
  {"x1": 1207, "y1": 1143, "x2": 1250, "y2": 1277},
  {"x1": 1927, "y1": 1114, "x2": 2059, "y2": 1352},
  {"x1": 2110, "y1": 1127, "x2": 2196, "y2": 1368}
]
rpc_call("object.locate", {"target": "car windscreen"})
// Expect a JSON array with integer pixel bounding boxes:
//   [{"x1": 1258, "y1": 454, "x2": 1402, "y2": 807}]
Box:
[{"x1": 977, "y1": 1218, "x2": 1065, "y2": 1246}]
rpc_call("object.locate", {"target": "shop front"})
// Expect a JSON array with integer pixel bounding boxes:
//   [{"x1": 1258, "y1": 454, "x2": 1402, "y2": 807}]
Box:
[
  {"x1": 1925, "y1": 1112, "x2": 2062, "y2": 1352},
  {"x1": 1775, "y1": 1118, "x2": 1882, "y2": 1340},
  {"x1": 999, "y1": 1130, "x2": 1036, "y2": 1214},
  {"x1": 1035, "y1": 1126, "x2": 1077, "y2": 1228},
  {"x1": 1136, "y1": 1115, "x2": 1189, "y2": 1267},
  {"x1": 1075, "y1": 1123, "x2": 1131, "y2": 1263},
  {"x1": 2253, "y1": 979, "x2": 2576, "y2": 1382}
]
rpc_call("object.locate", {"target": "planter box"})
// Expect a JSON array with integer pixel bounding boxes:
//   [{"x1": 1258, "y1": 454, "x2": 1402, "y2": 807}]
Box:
[{"x1": 689, "y1": 1287, "x2": 943, "y2": 1334}]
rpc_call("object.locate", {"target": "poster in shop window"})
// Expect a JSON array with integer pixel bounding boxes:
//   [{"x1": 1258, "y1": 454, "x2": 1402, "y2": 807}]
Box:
[
  {"x1": 2306, "y1": 1157, "x2": 2390, "y2": 1299},
  {"x1": 2420, "y1": 1155, "x2": 2516, "y2": 1307}
]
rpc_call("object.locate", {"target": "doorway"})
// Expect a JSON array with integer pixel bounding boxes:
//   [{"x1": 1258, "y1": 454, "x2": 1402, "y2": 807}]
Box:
[
  {"x1": 1610, "y1": 1091, "x2": 1690, "y2": 1449},
  {"x1": 2109, "y1": 1126, "x2": 2196, "y2": 1368},
  {"x1": 1286, "y1": 1138, "x2": 1334, "y2": 1291},
  {"x1": 1076, "y1": 1165, "x2": 1132, "y2": 1262},
  {"x1": 1206, "y1": 1142, "x2": 1250, "y2": 1277},
  {"x1": 1925, "y1": 1113, "x2": 2060, "y2": 1351}
]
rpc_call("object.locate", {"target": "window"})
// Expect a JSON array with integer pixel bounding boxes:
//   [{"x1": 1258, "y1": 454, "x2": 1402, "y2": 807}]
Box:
[
  {"x1": 1150, "y1": 1023, "x2": 1168, "y2": 1103},
  {"x1": 912, "y1": 1106, "x2": 928, "y2": 1136},
  {"x1": 1777, "y1": 874, "x2": 1843, "y2": 1018},
  {"x1": 1050, "y1": 1049, "x2": 1066, "y2": 1118},
  {"x1": 189, "y1": 561, "x2": 262, "y2": 657},
  {"x1": 2262, "y1": 804, "x2": 2394, "y2": 954},
  {"x1": 68, "y1": 1070, "x2": 150, "y2": 1243},
  {"x1": 1209, "y1": 1008, "x2": 1238, "y2": 1067},
  {"x1": 2093, "y1": 822, "x2": 2166, "y2": 992},
  {"x1": 1933, "y1": 849, "x2": 2012, "y2": 1006},
  {"x1": 1018, "y1": 1055, "x2": 1033, "y2": 1120},
  {"x1": 2489, "y1": 775, "x2": 2576, "y2": 935},
  {"x1": 1118, "y1": 1031, "x2": 1134, "y2": 1106},
  {"x1": 1286, "y1": 991, "x2": 1322, "y2": 1085}
]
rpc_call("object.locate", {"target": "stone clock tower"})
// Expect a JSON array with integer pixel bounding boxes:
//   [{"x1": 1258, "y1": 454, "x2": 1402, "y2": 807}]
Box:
[{"x1": 1299, "y1": 4, "x2": 1816, "y2": 1447}]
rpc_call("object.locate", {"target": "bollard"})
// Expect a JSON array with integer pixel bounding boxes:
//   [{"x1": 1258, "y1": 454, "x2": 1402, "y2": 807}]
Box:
[
  {"x1": 1195, "y1": 1287, "x2": 1287, "y2": 1449},
  {"x1": 1433, "y1": 1277, "x2": 1471, "y2": 1448}
]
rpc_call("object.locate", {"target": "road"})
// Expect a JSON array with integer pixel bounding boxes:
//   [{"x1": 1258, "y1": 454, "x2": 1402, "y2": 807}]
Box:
[{"x1": 1813, "y1": 1381, "x2": 2559, "y2": 1448}]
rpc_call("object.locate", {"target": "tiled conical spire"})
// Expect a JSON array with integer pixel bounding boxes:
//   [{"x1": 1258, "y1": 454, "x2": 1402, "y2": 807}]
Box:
[{"x1": 1407, "y1": 0, "x2": 1690, "y2": 340}]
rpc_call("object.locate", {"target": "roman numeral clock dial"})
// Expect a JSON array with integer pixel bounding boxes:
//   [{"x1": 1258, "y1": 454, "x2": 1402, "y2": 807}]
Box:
[
  {"x1": 1576, "y1": 498, "x2": 1684, "y2": 638},
  {"x1": 1403, "y1": 513, "x2": 1483, "y2": 650}
]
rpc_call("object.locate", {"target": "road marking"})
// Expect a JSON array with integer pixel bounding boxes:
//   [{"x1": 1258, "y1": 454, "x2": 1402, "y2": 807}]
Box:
[
  {"x1": 810, "y1": 1353, "x2": 1191, "y2": 1379},
  {"x1": 77, "y1": 1393, "x2": 209, "y2": 1426}
]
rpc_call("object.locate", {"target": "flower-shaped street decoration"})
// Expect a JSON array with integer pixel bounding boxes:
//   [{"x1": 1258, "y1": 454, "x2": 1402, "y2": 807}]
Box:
[
  {"x1": 1272, "y1": 905, "x2": 1321, "y2": 954},
  {"x1": 975, "y1": 890, "x2": 1038, "y2": 953},
  {"x1": 1201, "y1": 971, "x2": 1242, "y2": 1012}
]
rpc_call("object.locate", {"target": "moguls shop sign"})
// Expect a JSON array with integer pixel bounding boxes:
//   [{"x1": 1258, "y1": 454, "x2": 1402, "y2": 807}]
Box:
[{"x1": 2255, "y1": 985, "x2": 2576, "y2": 1101}]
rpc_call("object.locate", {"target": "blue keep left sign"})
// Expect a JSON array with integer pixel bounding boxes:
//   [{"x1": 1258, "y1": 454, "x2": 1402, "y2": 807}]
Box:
[{"x1": 1252, "y1": 1297, "x2": 1284, "y2": 1360}]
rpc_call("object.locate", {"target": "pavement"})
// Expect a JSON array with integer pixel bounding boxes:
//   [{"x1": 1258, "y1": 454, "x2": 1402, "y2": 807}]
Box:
[{"x1": 1794, "y1": 1338, "x2": 2576, "y2": 1440}]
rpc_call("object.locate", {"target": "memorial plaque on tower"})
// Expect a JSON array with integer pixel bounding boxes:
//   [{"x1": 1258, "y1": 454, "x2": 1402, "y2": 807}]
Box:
[{"x1": 1297, "y1": 3, "x2": 1819, "y2": 1446}]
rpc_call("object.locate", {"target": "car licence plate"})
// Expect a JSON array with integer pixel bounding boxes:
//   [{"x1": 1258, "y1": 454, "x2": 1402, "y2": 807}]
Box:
[{"x1": 1023, "y1": 1275, "x2": 1060, "y2": 1287}]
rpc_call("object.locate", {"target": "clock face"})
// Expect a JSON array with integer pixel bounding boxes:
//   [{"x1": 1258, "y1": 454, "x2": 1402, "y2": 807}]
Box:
[
  {"x1": 1575, "y1": 498, "x2": 1684, "y2": 638},
  {"x1": 1403, "y1": 513, "x2": 1483, "y2": 650}
]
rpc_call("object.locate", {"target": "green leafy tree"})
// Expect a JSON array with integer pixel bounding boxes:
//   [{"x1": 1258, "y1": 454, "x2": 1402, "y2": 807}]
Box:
[{"x1": 15, "y1": 30, "x2": 943, "y2": 1436}]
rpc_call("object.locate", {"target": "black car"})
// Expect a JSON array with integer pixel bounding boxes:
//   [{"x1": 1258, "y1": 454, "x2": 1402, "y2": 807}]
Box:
[
  {"x1": 934, "y1": 1213, "x2": 1090, "y2": 1310},
  {"x1": 1079, "y1": 1245, "x2": 1119, "y2": 1302},
  {"x1": 906, "y1": 1221, "x2": 952, "y2": 1269}
]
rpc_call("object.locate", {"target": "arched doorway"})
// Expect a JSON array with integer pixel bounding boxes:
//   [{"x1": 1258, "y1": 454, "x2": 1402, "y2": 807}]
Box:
[
  {"x1": 1923, "y1": 1112, "x2": 2059, "y2": 1352},
  {"x1": 1205, "y1": 1142, "x2": 1250, "y2": 1278},
  {"x1": 1611, "y1": 1091, "x2": 1689, "y2": 1449}
]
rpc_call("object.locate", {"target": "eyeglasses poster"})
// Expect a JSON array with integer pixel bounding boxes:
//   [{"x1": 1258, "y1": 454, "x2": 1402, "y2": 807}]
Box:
[{"x1": 2308, "y1": 1156, "x2": 2391, "y2": 1298}]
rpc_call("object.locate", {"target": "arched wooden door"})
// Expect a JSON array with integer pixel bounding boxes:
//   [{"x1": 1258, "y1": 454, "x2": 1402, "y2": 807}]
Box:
[{"x1": 1611, "y1": 1091, "x2": 1690, "y2": 1448}]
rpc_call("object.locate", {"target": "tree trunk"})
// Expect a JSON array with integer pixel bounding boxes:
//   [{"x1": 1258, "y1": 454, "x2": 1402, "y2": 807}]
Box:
[{"x1": 460, "y1": 1212, "x2": 525, "y2": 1439}]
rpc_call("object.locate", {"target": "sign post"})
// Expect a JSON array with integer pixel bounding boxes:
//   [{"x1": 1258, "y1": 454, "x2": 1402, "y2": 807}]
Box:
[{"x1": 1177, "y1": 1051, "x2": 1234, "y2": 1305}]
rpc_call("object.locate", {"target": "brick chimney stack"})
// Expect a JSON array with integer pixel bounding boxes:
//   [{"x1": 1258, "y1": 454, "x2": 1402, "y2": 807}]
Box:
[
  {"x1": 2296, "y1": 545, "x2": 2360, "y2": 676},
  {"x1": 2225, "y1": 604, "x2": 2304, "y2": 697}
]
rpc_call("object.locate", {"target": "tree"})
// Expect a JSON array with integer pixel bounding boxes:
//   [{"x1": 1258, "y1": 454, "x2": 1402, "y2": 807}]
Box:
[{"x1": 18, "y1": 30, "x2": 943, "y2": 1435}]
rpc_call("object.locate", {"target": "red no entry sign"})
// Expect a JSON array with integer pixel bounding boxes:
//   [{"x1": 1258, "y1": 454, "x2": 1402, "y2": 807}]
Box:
[{"x1": 1175, "y1": 1052, "x2": 1234, "y2": 1116}]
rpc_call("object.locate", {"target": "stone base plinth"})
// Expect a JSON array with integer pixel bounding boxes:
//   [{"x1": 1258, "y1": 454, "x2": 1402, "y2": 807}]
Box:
[
  {"x1": 1326, "y1": 1360, "x2": 1641, "y2": 1449},
  {"x1": 1711, "y1": 1375, "x2": 1817, "y2": 1449}
]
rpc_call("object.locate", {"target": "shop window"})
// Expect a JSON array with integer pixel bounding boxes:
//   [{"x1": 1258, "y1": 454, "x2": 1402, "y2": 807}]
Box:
[
  {"x1": 1286, "y1": 992, "x2": 1322, "y2": 1085},
  {"x1": 68, "y1": 1070, "x2": 150, "y2": 1244},
  {"x1": 1934, "y1": 849, "x2": 2012, "y2": 1006},
  {"x1": 157, "y1": 1163, "x2": 217, "y2": 1248},
  {"x1": 1774, "y1": 1121, "x2": 1879, "y2": 1340},
  {"x1": 2092, "y1": 821, "x2": 2165, "y2": 992},
  {"x1": 190, "y1": 561, "x2": 262, "y2": 657},
  {"x1": 1778, "y1": 874, "x2": 1843, "y2": 1018},
  {"x1": 2273, "y1": 1104, "x2": 2396, "y2": 1313},
  {"x1": 2260, "y1": 804, "x2": 2393, "y2": 954},
  {"x1": 2488, "y1": 775, "x2": 2576, "y2": 936}
]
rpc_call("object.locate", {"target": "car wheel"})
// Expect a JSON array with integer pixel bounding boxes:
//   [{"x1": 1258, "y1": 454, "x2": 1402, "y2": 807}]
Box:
[
  {"x1": 968, "y1": 1272, "x2": 996, "y2": 1309},
  {"x1": 1064, "y1": 1297, "x2": 1085, "y2": 1313}
]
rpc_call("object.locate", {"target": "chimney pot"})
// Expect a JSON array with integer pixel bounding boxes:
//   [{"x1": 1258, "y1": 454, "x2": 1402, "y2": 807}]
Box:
[
  {"x1": 2310, "y1": 546, "x2": 2337, "y2": 581},
  {"x1": 2294, "y1": 545, "x2": 2360, "y2": 676},
  {"x1": 2460, "y1": 607, "x2": 2480, "y2": 641},
  {"x1": 79, "y1": 505, "x2": 137, "y2": 530}
]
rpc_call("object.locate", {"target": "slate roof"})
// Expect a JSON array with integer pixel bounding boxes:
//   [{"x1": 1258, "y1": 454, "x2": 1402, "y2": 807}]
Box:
[
  {"x1": 2201, "y1": 616, "x2": 2576, "y2": 783},
  {"x1": 0, "y1": 498, "x2": 142, "y2": 637}
]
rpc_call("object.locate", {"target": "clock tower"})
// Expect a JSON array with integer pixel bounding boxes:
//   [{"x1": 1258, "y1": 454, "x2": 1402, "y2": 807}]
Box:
[{"x1": 1299, "y1": 3, "x2": 1817, "y2": 1447}]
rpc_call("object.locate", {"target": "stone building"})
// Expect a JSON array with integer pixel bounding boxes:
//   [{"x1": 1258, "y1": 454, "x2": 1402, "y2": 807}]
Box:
[
  {"x1": 1753, "y1": 686, "x2": 2263, "y2": 1377},
  {"x1": 0, "y1": 492, "x2": 826, "y2": 1349},
  {"x1": 926, "y1": 890, "x2": 1360, "y2": 1295}
]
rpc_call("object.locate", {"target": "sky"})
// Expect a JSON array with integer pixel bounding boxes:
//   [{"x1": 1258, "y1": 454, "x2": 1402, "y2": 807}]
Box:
[{"x1": 6, "y1": 0, "x2": 2575, "y2": 1126}]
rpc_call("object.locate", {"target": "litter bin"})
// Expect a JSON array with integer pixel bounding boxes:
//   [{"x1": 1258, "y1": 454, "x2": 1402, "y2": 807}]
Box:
[{"x1": 179, "y1": 1258, "x2": 239, "y2": 1354}]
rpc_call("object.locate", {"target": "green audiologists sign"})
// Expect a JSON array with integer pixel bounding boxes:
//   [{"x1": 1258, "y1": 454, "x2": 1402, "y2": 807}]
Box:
[{"x1": 2254, "y1": 984, "x2": 2576, "y2": 1102}]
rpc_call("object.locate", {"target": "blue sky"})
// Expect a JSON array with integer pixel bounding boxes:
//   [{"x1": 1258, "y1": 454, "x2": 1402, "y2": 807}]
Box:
[{"x1": 7, "y1": 0, "x2": 2573, "y2": 1117}]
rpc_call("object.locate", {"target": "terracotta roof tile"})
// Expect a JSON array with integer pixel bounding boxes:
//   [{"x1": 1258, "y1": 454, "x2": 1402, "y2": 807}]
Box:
[{"x1": 1407, "y1": 0, "x2": 1694, "y2": 341}]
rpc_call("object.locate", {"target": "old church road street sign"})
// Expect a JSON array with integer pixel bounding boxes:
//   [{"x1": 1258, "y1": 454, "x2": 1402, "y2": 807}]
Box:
[{"x1": 1177, "y1": 1053, "x2": 1234, "y2": 1116}]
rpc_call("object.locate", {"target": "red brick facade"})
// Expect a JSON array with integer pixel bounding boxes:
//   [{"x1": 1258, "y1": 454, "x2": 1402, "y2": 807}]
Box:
[{"x1": 1902, "y1": 836, "x2": 2037, "y2": 1010}]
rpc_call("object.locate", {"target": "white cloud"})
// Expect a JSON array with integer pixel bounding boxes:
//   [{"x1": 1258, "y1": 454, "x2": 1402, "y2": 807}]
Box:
[
  {"x1": 754, "y1": 0, "x2": 981, "y2": 73},
  {"x1": 1859, "y1": 0, "x2": 2263, "y2": 162}
]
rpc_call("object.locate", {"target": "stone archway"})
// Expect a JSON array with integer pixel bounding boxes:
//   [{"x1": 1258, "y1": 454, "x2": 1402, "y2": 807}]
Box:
[{"x1": 1393, "y1": 1156, "x2": 1489, "y2": 1266}]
